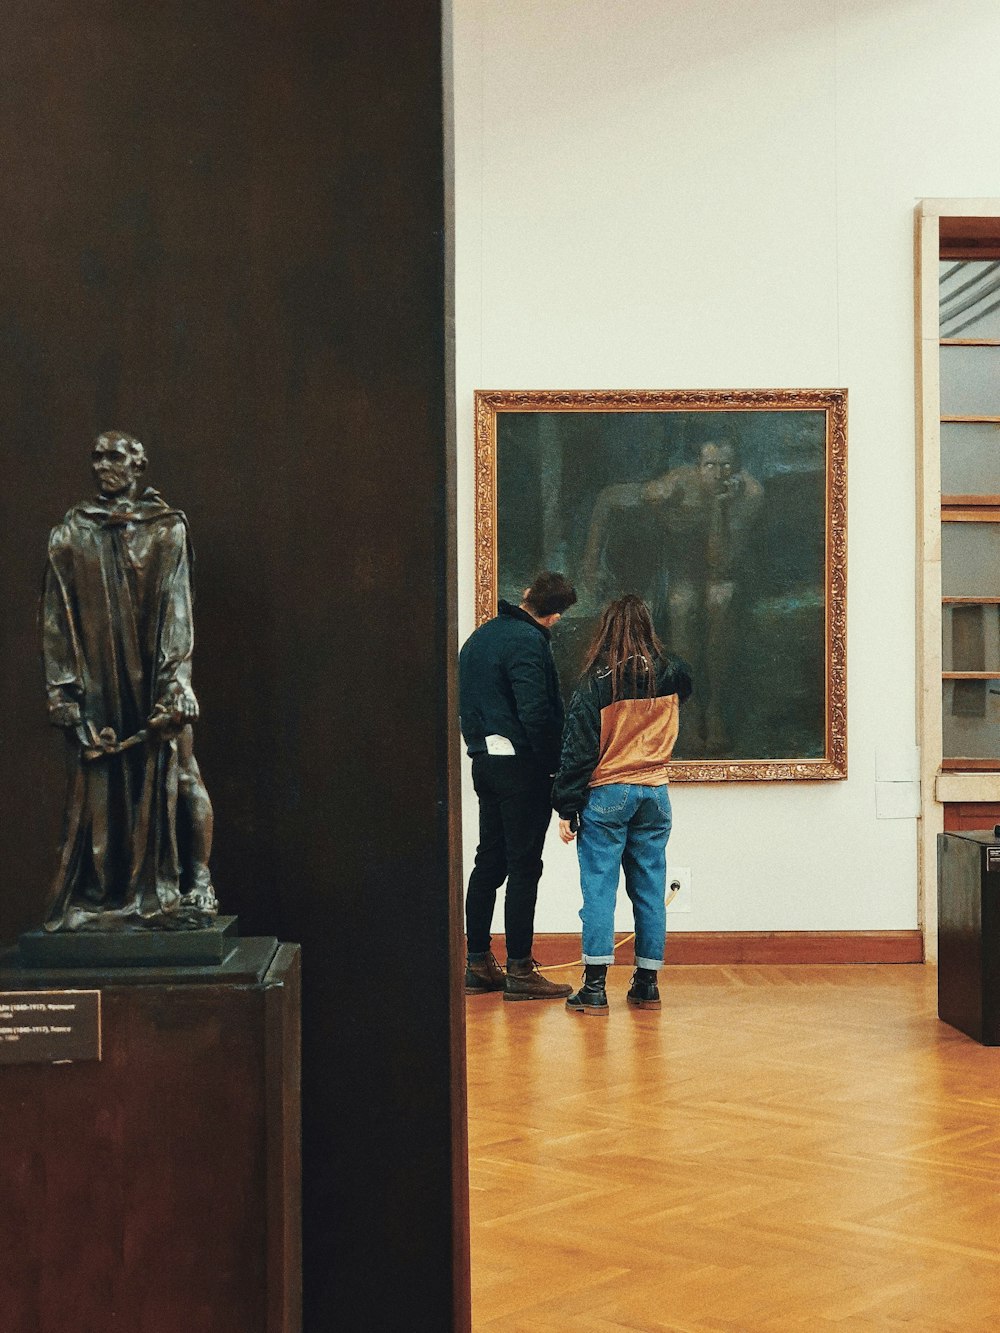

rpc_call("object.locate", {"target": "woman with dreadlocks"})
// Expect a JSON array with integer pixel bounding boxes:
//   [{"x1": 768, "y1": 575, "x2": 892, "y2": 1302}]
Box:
[{"x1": 551, "y1": 594, "x2": 692, "y2": 1015}]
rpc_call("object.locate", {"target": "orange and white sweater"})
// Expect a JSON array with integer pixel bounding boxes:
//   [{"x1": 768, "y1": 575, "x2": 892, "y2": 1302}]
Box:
[{"x1": 551, "y1": 656, "x2": 693, "y2": 817}]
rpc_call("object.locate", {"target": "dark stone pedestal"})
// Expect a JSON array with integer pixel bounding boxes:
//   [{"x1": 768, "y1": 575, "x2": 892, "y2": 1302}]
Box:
[
  {"x1": 0, "y1": 940, "x2": 301, "y2": 1332},
  {"x1": 17, "y1": 914, "x2": 241, "y2": 968},
  {"x1": 938, "y1": 830, "x2": 1000, "y2": 1045}
]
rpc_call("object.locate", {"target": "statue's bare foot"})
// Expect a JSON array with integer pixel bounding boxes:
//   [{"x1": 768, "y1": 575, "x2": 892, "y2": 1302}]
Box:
[{"x1": 175, "y1": 877, "x2": 218, "y2": 924}]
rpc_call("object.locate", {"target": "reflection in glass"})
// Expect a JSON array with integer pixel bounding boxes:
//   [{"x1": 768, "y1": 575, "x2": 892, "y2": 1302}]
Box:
[
  {"x1": 943, "y1": 678, "x2": 1000, "y2": 759},
  {"x1": 940, "y1": 346, "x2": 1000, "y2": 418},
  {"x1": 940, "y1": 260, "x2": 1000, "y2": 339},
  {"x1": 939, "y1": 261, "x2": 1000, "y2": 764},
  {"x1": 942, "y1": 603, "x2": 1000, "y2": 672},
  {"x1": 941, "y1": 422, "x2": 1000, "y2": 495},
  {"x1": 941, "y1": 524, "x2": 1000, "y2": 598}
]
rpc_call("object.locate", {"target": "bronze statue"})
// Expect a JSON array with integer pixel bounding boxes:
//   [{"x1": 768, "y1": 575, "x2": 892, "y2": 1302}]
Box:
[{"x1": 42, "y1": 431, "x2": 217, "y2": 931}]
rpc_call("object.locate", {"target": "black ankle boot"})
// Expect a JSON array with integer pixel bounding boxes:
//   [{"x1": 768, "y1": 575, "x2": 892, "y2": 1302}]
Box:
[
  {"x1": 566, "y1": 964, "x2": 609, "y2": 1015},
  {"x1": 627, "y1": 967, "x2": 660, "y2": 1010}
]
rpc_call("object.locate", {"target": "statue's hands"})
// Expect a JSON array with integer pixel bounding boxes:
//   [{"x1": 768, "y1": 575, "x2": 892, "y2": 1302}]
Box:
[
  {"x1": 48, "y1": 700, "x2": 81, "y2": 729},
  {"x1": 173, "y1": 686, "x2": 200, "y2": 724},
  {"x1": 150, "y1": 686, "x2": 199, "y2": 734}
]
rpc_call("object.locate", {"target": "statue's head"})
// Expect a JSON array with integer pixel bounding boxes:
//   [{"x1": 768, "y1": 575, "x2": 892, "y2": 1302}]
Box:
[{"x1": 92, "y1": 430, "x2": 147, "y2": 497}]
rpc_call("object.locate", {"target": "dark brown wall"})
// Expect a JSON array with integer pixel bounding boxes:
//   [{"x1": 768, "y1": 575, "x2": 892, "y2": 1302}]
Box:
[{"x1": 0, "y1": 2, "x2": 467, "y2": 1328}]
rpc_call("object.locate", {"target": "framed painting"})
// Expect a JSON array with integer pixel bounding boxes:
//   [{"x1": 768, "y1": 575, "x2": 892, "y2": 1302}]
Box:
[{"x1": 474, "y1": 388, "x2": 847, "y2": 781}]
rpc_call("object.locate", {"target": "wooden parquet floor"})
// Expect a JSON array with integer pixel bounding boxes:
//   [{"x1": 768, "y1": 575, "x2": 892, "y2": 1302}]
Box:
[{"x1": 466, "y1": 964, "x2": 1000, "y2": 1332}]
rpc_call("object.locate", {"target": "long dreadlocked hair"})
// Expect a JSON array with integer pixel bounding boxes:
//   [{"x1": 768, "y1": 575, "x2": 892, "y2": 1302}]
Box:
[{"x1": 580, "y1": 594, "x2": 666, "y2": 702}]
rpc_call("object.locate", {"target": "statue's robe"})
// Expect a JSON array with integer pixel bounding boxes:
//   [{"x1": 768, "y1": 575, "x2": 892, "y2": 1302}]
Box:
[{"x1": 42, "y1": 488, "x2": 196, "y2": 931}]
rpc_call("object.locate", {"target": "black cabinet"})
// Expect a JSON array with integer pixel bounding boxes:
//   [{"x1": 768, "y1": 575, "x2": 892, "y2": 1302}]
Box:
[{"x1": 938, "y1": 830, "x2": 1000, "y2": 1045}]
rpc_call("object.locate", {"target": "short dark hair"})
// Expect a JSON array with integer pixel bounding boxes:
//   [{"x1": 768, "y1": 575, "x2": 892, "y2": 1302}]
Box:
[
  {"x1": 524, "y1": 571, "x2": 577, "y2": 617},
  {"x1": 683, "y1": 415, "x2": 741, "y2": 465},
  {"x1": 96, "y1": 429, "x2": 147, "y2": 471}
]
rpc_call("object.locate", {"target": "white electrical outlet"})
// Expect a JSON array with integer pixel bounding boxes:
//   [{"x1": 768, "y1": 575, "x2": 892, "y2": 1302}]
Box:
[
  {"x1": 613, "y1": 864, "x2": 691, "y2": 928},
  {"x1": 666, "y1": 865, "x2": 691, "y2": 913}
]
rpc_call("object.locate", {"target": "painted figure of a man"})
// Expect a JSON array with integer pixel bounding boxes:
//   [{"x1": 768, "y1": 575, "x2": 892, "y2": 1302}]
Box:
[
  {"x1": 580, "y1": 423, "x2": 763, "y2": 755},
  {"x1": 42, "y1": 430, "x2": 217, "y2": 931},
  {"x1": 642, "y1": 428, "x2": 763, "y2": 754}
]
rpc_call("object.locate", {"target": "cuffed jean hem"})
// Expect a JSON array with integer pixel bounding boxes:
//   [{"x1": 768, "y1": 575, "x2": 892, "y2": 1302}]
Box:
[
  {"x1": 582, "y1": 952, "x2": 615, "y2": 965},
  {"x1": 635, "y1": 955, "x2": 663, "y2": 970}
]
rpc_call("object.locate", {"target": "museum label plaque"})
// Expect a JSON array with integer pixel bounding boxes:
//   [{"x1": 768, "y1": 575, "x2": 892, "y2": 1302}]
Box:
[{"x1": 0, "y1": 990, "x2": 101, "y2": 1064}]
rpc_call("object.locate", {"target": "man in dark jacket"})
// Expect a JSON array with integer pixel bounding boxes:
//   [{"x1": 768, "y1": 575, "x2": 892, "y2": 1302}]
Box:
[{"x1": 459, "y1": 571, "x2": 577, "y2": 1001}]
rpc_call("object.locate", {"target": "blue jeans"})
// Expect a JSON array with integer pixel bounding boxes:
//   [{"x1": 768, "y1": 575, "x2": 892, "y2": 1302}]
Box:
[{"x1": 577, "y1": 783, "x2": 672, "y2": 969}]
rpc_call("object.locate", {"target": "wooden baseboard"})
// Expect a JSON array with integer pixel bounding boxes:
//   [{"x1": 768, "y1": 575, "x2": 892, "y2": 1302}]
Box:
[{"x1": 524, "y1": 930, "x2": 924, "y2": 967}]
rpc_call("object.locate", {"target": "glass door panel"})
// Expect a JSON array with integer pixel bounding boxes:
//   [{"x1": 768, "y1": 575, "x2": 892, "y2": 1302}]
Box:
[
  {"x1": 942, "y1": 603, "x2": 1000, "y2": 672},
  {"x1": 941, "y1": 523, "x2": 1000, "y2": 598},
  {"x1": 943, "y1": 678, "x2": 1000, "y2": 759},
  {"x1": 941, "y1": 421, "x2": 1000, "y2": 495},
  {"x1": 939, "y1": 260, "x2": 1000, "y2": 339},
  {"x1": 941, "y1": 346, "x2": 1000, "y2": 417}
]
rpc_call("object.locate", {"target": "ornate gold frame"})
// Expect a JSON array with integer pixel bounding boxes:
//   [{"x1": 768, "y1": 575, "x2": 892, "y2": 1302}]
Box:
[{"x1": 474, "y1": 387, "x2": 847, "y2": 782}]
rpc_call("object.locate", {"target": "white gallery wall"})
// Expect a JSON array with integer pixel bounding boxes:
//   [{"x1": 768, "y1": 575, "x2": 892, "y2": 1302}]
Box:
[{"x1": 451, "y1": 0, "x2": 1000, "y2": 937}]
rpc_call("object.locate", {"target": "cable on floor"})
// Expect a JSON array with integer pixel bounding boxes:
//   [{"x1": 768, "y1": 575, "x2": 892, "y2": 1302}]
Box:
[{"x1": 537, "y1": 883, "x2": 680, "y2": 972}]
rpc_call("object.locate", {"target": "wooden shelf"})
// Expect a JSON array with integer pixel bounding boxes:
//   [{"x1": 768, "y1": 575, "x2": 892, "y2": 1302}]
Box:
[
  {"x1": 943, "y1": 672, "x2": 1000, "y2": 680},
  {"x1": 941, "y1": 508, "x2": 1000, "y2": 521}
]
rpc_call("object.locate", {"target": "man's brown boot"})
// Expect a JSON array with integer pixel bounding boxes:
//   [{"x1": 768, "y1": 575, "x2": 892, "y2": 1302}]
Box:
[
  {"x1": 464, "y1": 950, "x2": 506, "y2": 994},
  {"x1": 503, "y1": 956, "x2": 572, "y2": 1002}
]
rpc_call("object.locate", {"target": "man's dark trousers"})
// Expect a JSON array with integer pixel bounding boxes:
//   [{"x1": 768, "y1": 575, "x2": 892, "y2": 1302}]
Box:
[{"x1": 466, "y1": 754, "x2": 552, "y2": 960}]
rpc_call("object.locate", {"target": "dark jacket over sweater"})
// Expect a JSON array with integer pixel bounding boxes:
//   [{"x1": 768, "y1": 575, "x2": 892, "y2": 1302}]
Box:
[
  {"x1": 551, "y1": 655, "x2": 693, "y2": 818},
  {"x1": 459, "y1": 601, "x2": 565, "y2": 774}
]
